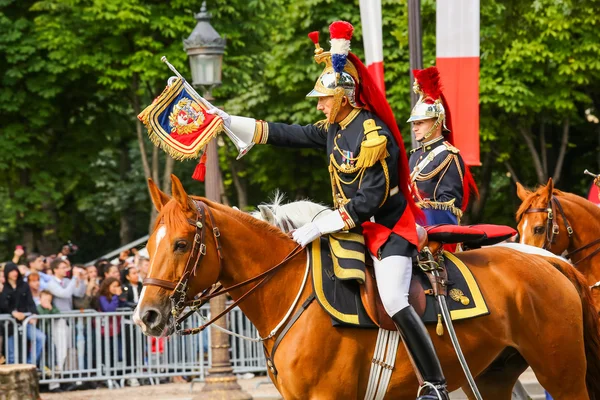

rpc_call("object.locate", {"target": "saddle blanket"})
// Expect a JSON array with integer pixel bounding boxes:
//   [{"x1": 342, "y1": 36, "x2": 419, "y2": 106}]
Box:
[{"x1": 310, "y1": 234, "x2": 490, "y2": 328}]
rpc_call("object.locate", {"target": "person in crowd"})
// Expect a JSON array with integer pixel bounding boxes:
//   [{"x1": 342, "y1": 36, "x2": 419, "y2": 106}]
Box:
[
  {"x1": 96, "y1": 278, "x2": 126, "y2": 313},
  {"x1": 94, "y1": 259, "x2": 109, "y2": 282},
  {"x1": 72, "y1": 266, "x2": 98, "y2": 310},
  {"x1": 0, "y1": 262, "x2": 46, "y2": 365},
  {"x1": 120, "y1": 267, "x2": 143, "y2": 387},
  {"x1": 46, "y1": 258, "x2": 86, "y2": 312},
  {"x1": 25, "y1": 253, "x2": 52, "y2": 290},
  {"x1": 86, "y1": 265, "x2": 100, "y2": 286},
  {"x1": 121, "y1": 267, "x2": 142, "y2": 307},
  {"x1": 28, "y1": 272, "x2": 42, "y2": 305},
  {"x1": 37, "y1": 290, "x2": 60, "y2": 316},
  {"x1": 103, "y1": 264, "x2": 121, "y2": 281},
  {"x1": 11, "y1": 245, "x2": 25, "y2": 265},
  {"x1": 45, "y1": 258, "x2": 85, "y2": 371},
  {"x1": 137, "y1": 257, "x2": 150, "y2": 281},
  {"x1": 95, "y1": 277, "x2": 125, "y2": 376}
]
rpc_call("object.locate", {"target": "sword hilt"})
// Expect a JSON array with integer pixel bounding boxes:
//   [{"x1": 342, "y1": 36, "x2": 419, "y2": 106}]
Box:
[{"x1": 585, "y1": 169, "x2": 599, "y2": 178}]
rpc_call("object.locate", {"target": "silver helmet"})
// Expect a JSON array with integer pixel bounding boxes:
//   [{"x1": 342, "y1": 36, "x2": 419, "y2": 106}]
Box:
[{"x1": 306, "y1": 70, "x2": 358, "y2": 108}]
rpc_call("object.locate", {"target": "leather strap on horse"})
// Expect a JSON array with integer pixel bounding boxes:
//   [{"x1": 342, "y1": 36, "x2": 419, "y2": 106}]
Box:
[
  {"x1": 565, "y1": 238, "x2": 600, "y2": 266},
  {"x1": 263, "y1": 293, "x2": 316, "y2": 376},
  {"x1": 180, "y1": 244, "x2": 304, "y2": 335}
]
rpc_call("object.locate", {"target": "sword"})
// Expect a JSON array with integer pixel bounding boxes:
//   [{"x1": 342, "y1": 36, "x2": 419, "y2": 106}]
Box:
[
  {"x1": 584, "y1": 169, "x2": 599, "y2": 178},
  {"x1": 433, "y1": 271, "x2": 483, "y2": 400},
  {"x1": 160, "y1": 56, "x2": 254, "y2": 159}
]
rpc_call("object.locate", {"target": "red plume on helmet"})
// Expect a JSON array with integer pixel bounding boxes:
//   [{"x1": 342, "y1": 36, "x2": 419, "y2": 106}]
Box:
[
  {"x1": 412, "y1": 66, "x2": 478, "y2": 211},
  {"x1": 348, "y1": 53, "x2": 424, "y2": 224}
]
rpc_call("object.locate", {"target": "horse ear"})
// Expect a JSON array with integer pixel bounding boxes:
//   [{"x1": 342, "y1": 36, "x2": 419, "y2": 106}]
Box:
[
  {"x1": 258, "y1": 205, "x2": 276, "y2": 225},
  {"x1": 546, "y1": 177, "x2": 554, "y2": 197},
  {"x1": 170, "y1": 174, "x2": 191, "y2": 211},
  {"x1": 516, "y1": 182, "x2": 531, "y2": 201},
  {"x1": 148, "y1": 178, "x2": 170, "y2": 212}
]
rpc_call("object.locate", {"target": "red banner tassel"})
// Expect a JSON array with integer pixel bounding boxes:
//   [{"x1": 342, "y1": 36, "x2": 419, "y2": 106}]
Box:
[{"x1": 192, "y1": 152, "x2": 207, "y2": 182}]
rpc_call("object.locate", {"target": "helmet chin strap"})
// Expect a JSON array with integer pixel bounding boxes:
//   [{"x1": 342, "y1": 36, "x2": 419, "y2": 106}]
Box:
[{"x1": 418, "y1": 115, "x2": 443, "y2": 142}]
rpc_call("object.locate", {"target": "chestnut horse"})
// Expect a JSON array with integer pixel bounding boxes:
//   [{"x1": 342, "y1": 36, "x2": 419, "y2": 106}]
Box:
[
  {"x1": 516, "y1": 178, "x2": 600, "y2": 310},
  {"x1": 134, "y1": 175, "x2": 600, "y2": 400}
]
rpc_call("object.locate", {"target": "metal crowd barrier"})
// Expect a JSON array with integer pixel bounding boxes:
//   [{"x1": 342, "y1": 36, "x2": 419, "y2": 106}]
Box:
[{"x1": 0, "y1": 306, "x2": 266, "y2": 386}]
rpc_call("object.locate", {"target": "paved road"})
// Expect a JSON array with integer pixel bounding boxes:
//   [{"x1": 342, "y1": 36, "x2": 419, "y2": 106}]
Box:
[{"x1": 42, "y1": 369, "x2": 543, "y2": 399}]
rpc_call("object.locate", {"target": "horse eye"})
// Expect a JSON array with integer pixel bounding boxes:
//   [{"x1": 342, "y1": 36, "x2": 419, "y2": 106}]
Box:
[
  {"x1": 175, "y1": 240, "x2": 188, "y2": 251},
  {"x1": 534, "y1": 226, "x2": 545, "y2": 235}
]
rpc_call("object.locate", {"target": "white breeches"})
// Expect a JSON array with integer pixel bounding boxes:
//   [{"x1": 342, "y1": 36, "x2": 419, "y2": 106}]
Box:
[{"x1": 371, "y1": 255, "x2": 413, "y2": 316}]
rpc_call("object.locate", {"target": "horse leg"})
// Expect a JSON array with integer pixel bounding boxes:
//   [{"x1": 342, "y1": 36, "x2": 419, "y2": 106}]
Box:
[{"x1": 461, "y1": 348, "x2": 528, "y2": 400}]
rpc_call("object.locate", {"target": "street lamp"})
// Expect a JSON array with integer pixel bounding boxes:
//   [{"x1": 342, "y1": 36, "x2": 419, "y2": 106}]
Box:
[
  {"x1": 184, "y1": 3, "x2": 252, "y2": 400},
  {"x1": 184, "y1": 1, "x2": 226, "y2": 100}
]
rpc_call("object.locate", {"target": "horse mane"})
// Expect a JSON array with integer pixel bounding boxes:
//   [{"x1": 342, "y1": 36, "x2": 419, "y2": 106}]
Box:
[
  {"x1": 154, "y1": 196, "x2": 293, "y2": 242},
  {"x1": 250, "y1": 192, "x2": 331, "y2": 232}
]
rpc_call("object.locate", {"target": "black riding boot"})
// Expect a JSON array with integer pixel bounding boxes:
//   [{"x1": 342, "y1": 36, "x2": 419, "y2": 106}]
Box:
[{"x1": 392, "y1": 306, "x2": 450, "y2": 400}]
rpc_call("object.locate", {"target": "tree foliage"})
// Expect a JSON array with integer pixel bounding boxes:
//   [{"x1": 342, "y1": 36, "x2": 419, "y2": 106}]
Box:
[{"x1": 1, "y1": 0, "x2": 599, "y2": 260}]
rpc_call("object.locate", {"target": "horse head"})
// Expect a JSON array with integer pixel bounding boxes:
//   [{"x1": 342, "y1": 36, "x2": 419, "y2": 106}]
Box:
[
  {"x1": 133, "y1": 175, "x2": 222, "y2": 337},
  {"x1": 516, "y1": 177, "x2": 572, "y2": 254}
]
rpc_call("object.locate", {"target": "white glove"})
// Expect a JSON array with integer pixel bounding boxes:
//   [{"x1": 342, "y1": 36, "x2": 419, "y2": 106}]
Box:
[
  {"x1": 292, "y1": 210, "x2": 346, "y2": 247},
  {"x1": 207, "y1": 107, "x2": 231, "y2": 129}
]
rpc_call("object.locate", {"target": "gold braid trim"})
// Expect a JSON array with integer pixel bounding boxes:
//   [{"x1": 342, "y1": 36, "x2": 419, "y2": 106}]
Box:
[
  {"x1": 314, "y1": 119, "x2": 330, "y2": 130},
  {"x1": 453, "y1": 155, "x2": 464, "y2": 183},
  {"x1": 414, "y1": 154, "x2": 454, "y2": 181},
  {"x1": 417, "y1": 199, "x2": 463, "y2": 219},
  {"x1": 252, "y1": 121, "x2": 269, "y2": 144}
]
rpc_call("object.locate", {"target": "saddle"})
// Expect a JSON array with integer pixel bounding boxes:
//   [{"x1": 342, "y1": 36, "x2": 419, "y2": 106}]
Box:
[{"x1": 310, "y1": 224, "x2": 516, "y2": 332}]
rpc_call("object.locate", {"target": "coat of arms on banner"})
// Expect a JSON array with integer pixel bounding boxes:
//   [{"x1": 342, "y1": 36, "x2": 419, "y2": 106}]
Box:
[{"x1": 137, "y1": 78, "x2": 223, "y2": 161}]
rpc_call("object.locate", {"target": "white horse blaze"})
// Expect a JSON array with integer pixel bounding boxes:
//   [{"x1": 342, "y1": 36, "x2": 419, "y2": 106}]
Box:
[
  {"x1": 520, "y1": 219, "x2": 528, "y2": 244},
  {"x1": 133, "y1": 226, "x2": 167, "y2": 330}
]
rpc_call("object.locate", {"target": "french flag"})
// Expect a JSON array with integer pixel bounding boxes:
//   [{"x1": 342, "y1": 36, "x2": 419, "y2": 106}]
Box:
[
  {"x1": 436, "y1": 0, "x2": 481, "y2": 166},
  {"x1": 359, "y1": 0, "x2": 385, "y2": 95}
]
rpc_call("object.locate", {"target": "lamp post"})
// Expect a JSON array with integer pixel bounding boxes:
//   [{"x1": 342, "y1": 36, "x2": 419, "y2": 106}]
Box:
[{"x1": 184, "y1": 3, "x2": 252, "y2": 399}]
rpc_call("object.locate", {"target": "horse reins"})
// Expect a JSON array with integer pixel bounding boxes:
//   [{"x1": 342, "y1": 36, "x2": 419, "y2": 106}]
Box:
[
  {"x1": 142, "y1": 198, "x2": 303, "y2": 335},
  {"x1": 524, "y1": 195, "x2": 600, "y2": 266}
]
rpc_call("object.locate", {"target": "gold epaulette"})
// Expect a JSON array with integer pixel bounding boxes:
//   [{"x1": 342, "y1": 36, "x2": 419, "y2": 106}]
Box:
[
  {"x1": 355, "y1": 119, "x2": 388, "y2": 168},
  {"x1": 314, "y1": 119, "x2": 330, "y2": 130},
  {"x1": 443, "y1": 141, "x2": 460, "y2": 154},
  {"x1": 410, "y1": 147, "x2": 419, "y2": 154}
]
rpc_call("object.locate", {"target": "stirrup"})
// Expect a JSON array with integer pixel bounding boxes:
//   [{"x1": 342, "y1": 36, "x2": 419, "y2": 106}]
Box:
[{"x1": 416, "y1": 381, "x2": 447, "y2": 400}]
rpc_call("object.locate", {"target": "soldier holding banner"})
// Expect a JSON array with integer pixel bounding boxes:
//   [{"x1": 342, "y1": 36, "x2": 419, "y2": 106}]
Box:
[{"x1": 210, "y1": 21, "x2": 451, "y2": 400}]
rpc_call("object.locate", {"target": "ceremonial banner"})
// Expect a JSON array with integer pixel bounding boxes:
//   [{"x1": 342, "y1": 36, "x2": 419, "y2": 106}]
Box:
[
  {"x1": 359, "y1": 0, "x2": 385, "y2": 94},
  {"x1": 436, "y1": 0, "x2": 481, "y2": 166},
  {"x1": 138, "y1": 78, "x2": 223, "y2": 161}
]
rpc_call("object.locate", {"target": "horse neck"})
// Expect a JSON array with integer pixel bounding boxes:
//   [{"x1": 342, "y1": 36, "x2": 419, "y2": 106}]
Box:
[
  {"x1": 562, "y1": 195, "x2": 600, "y2": 271},
  {"x1": 213, "y1": 211, "x2": 309, "y2": 338}
]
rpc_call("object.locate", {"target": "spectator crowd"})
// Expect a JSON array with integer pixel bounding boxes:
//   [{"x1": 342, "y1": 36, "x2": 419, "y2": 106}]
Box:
[{"x1": 0, "y1": 244, "x2": 154, "y2": 391}]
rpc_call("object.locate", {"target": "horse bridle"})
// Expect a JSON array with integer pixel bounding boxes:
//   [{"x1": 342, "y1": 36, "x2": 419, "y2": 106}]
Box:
[
  {"x1": 142, "y1": 198, "x2": 303, "y2": 335},
  {"x1": 523, "y1": 195, "x2": 600, "y2": 266},
  {"x1": 523, "y1": 196, "x2": 573, "y2": 251}
]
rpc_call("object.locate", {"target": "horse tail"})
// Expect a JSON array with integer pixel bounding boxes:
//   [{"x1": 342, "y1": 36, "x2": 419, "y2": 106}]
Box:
[{"x1": 550, "y1": 259, "x2": 600, "y2": 399}]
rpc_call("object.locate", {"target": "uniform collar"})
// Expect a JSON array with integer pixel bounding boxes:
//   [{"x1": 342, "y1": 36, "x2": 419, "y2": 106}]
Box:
[
  {"x1": 418, "y1": 136, "x2": 445, "y2": 151},
  {"x1": 338, "y1": 107, "x2": 362, "y2": 130}
]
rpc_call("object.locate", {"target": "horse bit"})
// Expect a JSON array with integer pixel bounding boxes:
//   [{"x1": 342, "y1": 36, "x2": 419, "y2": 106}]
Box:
[
  {"x1": 142, "y1": 198, "x2": 303, "y2": 335},
  {"x1": 524, "y1": 195, "x2": 600, "y2": 269}
]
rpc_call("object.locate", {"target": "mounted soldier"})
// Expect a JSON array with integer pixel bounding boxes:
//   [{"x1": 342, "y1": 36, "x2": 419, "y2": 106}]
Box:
[
  {"x1": 211, "y1": 20, "x2": 450, "y2": 400},
  {"x1": 407, "y1": 67, "x2": 478, "y2": 225}
]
